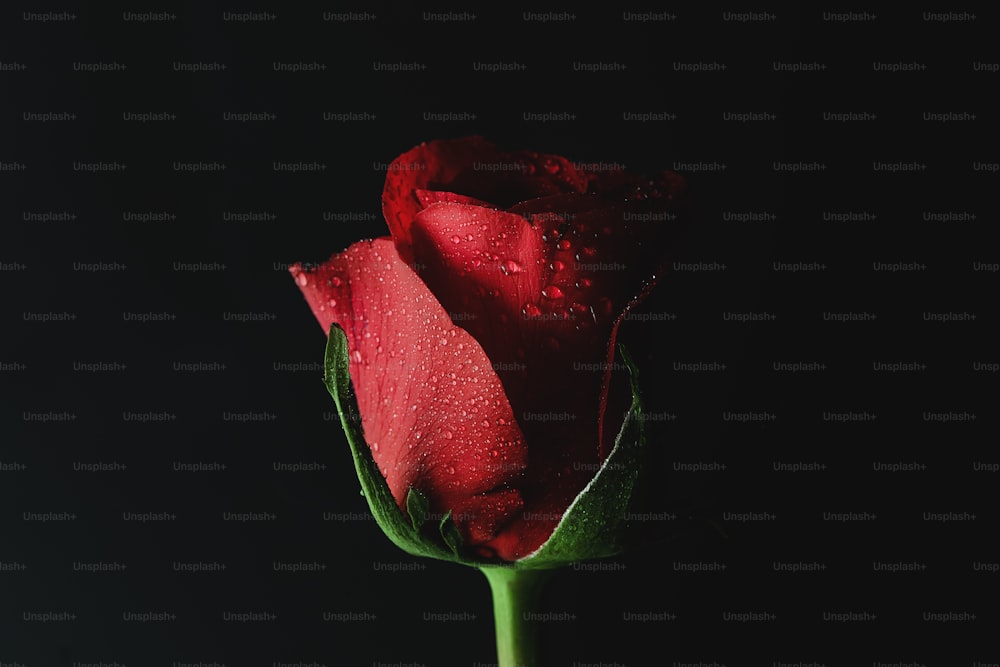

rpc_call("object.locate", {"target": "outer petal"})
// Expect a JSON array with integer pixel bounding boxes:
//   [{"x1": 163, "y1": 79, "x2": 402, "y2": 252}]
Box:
[{"x1": 290, "y1": 238, "x2": 530, "y2": 559}]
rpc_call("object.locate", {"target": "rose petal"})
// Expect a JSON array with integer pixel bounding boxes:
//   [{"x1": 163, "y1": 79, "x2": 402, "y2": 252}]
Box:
[
  {"x1": 382, "y1": 136, "x2": 501, "y2": 260},
  {"x1": 382, "y1": 137, "x2": 593, "y2": 259},
  {"x1": 441, "y1": 149, "x2": 590, "y2": 209},
  {"x1": 290, "y1": 238, "x2": 531, "y2": 559}
]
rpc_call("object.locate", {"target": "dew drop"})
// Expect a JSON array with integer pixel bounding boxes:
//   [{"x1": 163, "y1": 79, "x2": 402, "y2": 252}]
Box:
[
  {"x1": 497, "y1": 417, "x2": 506, "y2": 425},
  {"x1": 451, "y1": 234, "x2": 461, "y2": 244},
  {"x1": 522, "y1": 303, "x2": 542, "y2": 318},
  {"x1": 446, "y1": 466, "x2": 456, "y2": 474},
  {"x1": 481, "y1": 419, "x2": 490, "y2": 428},
  {"x1": 557, "y1": 239, "x2": 572, "y2": 251},
  {"x1": 331, "y1": 276, "x2": 343, "y2": 287},
  {"x1": 439, "y1": 337, "x2": 448, "y2": 346},
  {"x1": 415, "y1": 431, "x2": 422, "y2": 440},
  {"x1": 541, "y1": 285, "x2": 565, "y2": 299},
  {"x1": 576, "y1": 277, "x2": 593, "y2": 289},
  {"x1": 500, "y1": 259, "x2": 523, "y2": 275},
  {"x1": 444, "y1": 430, "x2": 453, "y2": 439},
  {"x1": 351, "y1": 350, "x2": 362, "y2": 364},
  {"x1": 328, "y1": 298, "x2": 337, "y2": 308},
  {"x1": 550, "y1": 260, "x2": 565, "y2": 272},
  {"x1": 542, "y1": 157, "x2": 561, "y2": 174},
  {"x1": 296, "y1": 273, "x2": 308, "y2": 287},
  {"x1": 466, "y1": 234, "x2": 474, "y2": 241},
  {"x1": 489, "y1": 449, "x2": 499, "y2": 457},
  {"x1": 371, "y1": 441, "x2": 379, "y2": 452}
]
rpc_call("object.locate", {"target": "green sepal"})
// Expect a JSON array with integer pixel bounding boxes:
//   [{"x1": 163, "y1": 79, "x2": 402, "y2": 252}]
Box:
[
  {"x1": 406, "y1": 488, "x2": 431, "y2": 532},
  {"x1": 439, "y1": 510, "x2": 464, "y2": 556},
  {"x1": 323, "y1": 323, "x2": 463, "y2": 563},
  {"x1": 511, "y1": 343, "x2": 646, "y2": 569}
]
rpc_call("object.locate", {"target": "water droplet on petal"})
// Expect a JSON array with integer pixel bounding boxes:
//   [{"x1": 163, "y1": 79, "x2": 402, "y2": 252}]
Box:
[
  {"x1": 541, "y1": 285, "x2": 565, "y2": 299},
  {"x1": 542, "y1": 157, "x2": 561, "y2": 174},
  {"x1": 466, "y1": 234, "x2": 474, "y2": 241},
  {"x1": 576, "y1": 278, "x2": 592, "y2": 289},
  {"x1": 443, "y1": 430, "x2": 453, "y2": 439},
  {"x1": 331, "y1": 276, "x2": 343, "y2": 287},
  {"x1": 371, "y1": 441, "x2": 379, "y2": 452},
  {"x1": 557, "y1": 239, "x2": 572, "y2": 251},
  {"x1": 328, "y1": 298, "x2": 337, "y2": 308},
  {"x1": 451, "y1": 234, "x2": 461, "y2": 244},
  {"x1": 351, "y1": 350, "x2": 362, "y2": 364},
  {"x1": 550, "y1": 260, "x2": 565, "y2": 272},
  {"x1": 522, "y1": 303, "x2": 542, "y2": 318},
  {"x1": 446, "y1": 466, "x2": 456, "y2": 474},
  {"x1": 439, "y1": 337, "x2": 448, "y2": 346},
  {"x1": 489, "y1": 449, "x2": 499, "y2": 457},
  {"x1": 497, "y1": 417, "x2": 506, "y2": 425},
  {"x1": 296, "y1": 273, "x2": 308, "y2": 287},
  {"x1": 500, "y1": 259, "x2": 522, "y2": 275}
]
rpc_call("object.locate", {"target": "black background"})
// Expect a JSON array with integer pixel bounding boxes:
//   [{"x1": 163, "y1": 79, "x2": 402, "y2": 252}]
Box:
[{"x1": 2, "y1": 3, "x2": 996, "y2": 666}]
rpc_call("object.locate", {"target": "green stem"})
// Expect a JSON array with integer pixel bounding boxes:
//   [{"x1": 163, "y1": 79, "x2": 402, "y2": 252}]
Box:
[{"x1": 481, "y1": 566, "x2": 554, "y2": 667}]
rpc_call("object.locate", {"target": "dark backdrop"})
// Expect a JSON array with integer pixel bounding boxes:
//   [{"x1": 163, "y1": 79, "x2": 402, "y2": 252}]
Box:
[{"x1": 2, "y1": 2, "x2": 996, "y2": 666}]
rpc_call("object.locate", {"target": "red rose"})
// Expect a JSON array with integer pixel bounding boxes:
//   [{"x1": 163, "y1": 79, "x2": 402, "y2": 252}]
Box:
[{"x1": 291, "y1": 136, "x2": 684, "y2": 562}]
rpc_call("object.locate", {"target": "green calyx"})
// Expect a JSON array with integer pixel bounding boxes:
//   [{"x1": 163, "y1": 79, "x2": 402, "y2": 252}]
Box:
[{"x1": 323, "y1": 322, "x2": 647, "y2": 570}]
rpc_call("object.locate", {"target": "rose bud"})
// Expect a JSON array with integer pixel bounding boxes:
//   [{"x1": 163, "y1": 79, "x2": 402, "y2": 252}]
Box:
[{"x1": 291, "y1": 136, "x2": 685, "y2": 566}]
